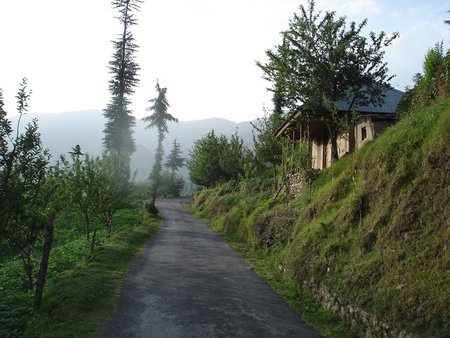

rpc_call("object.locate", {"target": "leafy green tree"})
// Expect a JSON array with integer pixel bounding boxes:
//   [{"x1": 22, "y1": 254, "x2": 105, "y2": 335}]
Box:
[
  {"x1": 95, "y1": 151, "x2": 132, "y2": 234},
  {"x1": 60, "y1": 148, "x2": 131, "y2": 256},
  {"x1": 257, "y1": 0, "x2": 398, "y2": 161},
  {"x1": 60, "y1": 152, "x2": 99, "y2": 257},
  {"x1": 188, "y1": 130, "x2": 224, "y2": 188},
  {"x1": 398, "y1": 42, "x2": 450, "y2": 115},
  {"x1": 0, "y1": 89, "x2": 8, "y2": 162},
  {"x1": 188, "y1": 131, "x2": 248, "y2": 188},
  {"x1": 251, "y1": 108, "x2": 284, "y2": 170},
  {"x1": 33, "y1": 166, "x2": 69, "y2": 310},
  {"x1": 0, "y1": 80, "x2": 75, "y2": 310},
  {"x1": 0, "y1": 89, "x2": 10, "y2": 233},
  {"x1": 220, "y1": 133, "x2": 248, "y2": 181},
  {"x1": 271, "y1": 77, "x2": 287, "y2": 116},
  {"x1": 103, "y1": 0, "x2": 142, "y2": 159},
  {"x1": 0, "y1": 79, "x2": 51, "y2": 290},
  {"x1": 142, "y1": 81, "x2": 178, "y2": 212}
]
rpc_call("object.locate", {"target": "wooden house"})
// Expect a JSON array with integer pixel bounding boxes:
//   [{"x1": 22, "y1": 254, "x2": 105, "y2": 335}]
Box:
[{"x1": 275, "y1": 88, "x2": 404, "y2": 170}]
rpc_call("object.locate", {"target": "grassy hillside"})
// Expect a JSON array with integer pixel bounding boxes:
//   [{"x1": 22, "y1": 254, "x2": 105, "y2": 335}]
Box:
[
  {"x1": 0, "y1": 210, "x2": 161, "y2": 338},
  {"x1": 190, "y1": 97, "x2": 450, "y2": 337}
]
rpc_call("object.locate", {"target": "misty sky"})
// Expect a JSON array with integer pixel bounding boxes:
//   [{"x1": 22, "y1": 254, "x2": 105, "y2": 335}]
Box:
[{"x1": 1, "y1": 0, "x2": 449, "y2": 122}]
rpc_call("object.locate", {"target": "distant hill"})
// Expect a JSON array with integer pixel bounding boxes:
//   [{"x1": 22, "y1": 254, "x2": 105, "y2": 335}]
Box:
[{"x1": 9, "y1": 110, "x2": 254, "y2": 180}]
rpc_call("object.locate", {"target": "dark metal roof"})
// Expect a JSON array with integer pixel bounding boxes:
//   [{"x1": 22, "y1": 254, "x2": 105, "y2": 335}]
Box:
[
  {"x1": 336, "y1": 87, "x2": 404, "y2": 114},
  {"x1": 275, "y1": 87, "x2": 404, "y2": 138}
]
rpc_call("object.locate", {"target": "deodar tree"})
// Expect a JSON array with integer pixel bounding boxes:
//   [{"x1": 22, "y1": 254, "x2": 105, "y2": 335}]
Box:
[
  {"x1": 257, "y1": 0, "x2": 398, "y2": 161},
  {"x1": 161, "y1": 139, "x2": 185, "y2": 197},
  {"x1": 165, "y1": 139, "x2": 185, "y2": 175},
  {"x1": 142, "y1": 81, "x2": 178, "y2": 212},
  {"x1": 103, "y1": 0, "x2": 142, "y2": 160}
]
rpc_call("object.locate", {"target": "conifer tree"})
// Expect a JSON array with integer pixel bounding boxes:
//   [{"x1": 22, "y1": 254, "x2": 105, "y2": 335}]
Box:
[
  {"x1": 160, "y1": 139, "x2": 185, "y2": 198},
  {"x1": 142, "y1": 81, "x2": 178, "y2": 212},
  {"x1": 165, "y1": 139, "x2": 185, "y2": 175},
  {"x1": 103, "y1": 0, "x2": 142, "y2": 158}
]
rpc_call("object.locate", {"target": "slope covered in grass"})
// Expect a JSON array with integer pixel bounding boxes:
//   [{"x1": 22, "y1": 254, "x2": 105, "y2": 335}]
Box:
[
  {"x1": 191, "y1": 97, "x2": 450, "y2": 337},
  {"x1": 286, "y1": 97, "x2": 450, "y2": 336}
]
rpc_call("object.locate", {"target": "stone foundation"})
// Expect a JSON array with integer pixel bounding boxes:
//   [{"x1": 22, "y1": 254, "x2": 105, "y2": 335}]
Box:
[
  {"x1": 305, "y1": 279, "x2": 415, "y2": 338},
  {"x1": 274, "y1": 172, "x2": 305, "y2": 199}
]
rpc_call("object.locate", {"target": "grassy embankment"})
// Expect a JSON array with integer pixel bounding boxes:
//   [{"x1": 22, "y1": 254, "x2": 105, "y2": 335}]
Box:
[
  {"x1": 189, "y1": 97, "x2": 450, "y2": 337},
  {"x1": 0, "y1": 209, "x2": 161, "y2": 338}
]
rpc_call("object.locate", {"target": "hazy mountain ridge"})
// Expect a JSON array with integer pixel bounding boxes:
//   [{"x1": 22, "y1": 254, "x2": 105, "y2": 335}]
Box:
[{"x1": 9, "y1": 110, "x2": 254, "y2": 180}]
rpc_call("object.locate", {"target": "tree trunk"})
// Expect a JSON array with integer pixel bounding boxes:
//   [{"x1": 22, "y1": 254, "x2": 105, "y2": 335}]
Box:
[
  {"x1": 89, "y1": 228, "x2": 97, "y2": 260},
  {"x1": 329, "y1": 123, "x2": 339, "y2": 162},
  {"x1": 22, "y1": 255, "x2": 34, "y2": 291},
  {"x1": 331, "y1": 134, "x2": 339, "y2": 162},
  {"x1": 150, "y1": 132, "x2": 164, "y2": 204},
  {"x1": 34, "y1": 214, "x2": 56, "y2": 311},
  {"x1": 107, "y1": 217, "x2": 113, "y2": 236},
  {"x1": 85, "y1": 213, "x2": 90, "y2": 242}
]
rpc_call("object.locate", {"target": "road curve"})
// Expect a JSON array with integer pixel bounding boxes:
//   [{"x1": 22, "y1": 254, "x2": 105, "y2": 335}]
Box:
[{"x1": 102, "y1": 199, "x2": 322, "y2": 338}]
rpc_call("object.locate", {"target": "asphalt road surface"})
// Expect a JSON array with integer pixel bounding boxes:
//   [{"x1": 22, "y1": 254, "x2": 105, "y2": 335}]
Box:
[{"x1": 102, "y1": 199, "x2": 322, "y2": 338}]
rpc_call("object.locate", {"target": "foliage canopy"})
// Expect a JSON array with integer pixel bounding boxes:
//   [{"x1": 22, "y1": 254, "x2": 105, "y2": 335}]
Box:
[{"x1": 188, "y1": 131, "x2": 248, "y2": 188}]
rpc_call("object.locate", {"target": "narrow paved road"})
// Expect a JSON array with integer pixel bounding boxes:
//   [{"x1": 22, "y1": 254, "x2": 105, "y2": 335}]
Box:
[{"x1": 102, "y1": 199, "x2": 322, "y2": 338}]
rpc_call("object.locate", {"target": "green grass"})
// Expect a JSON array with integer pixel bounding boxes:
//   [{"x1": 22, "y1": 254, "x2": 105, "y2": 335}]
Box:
[
  {"x1": 189, "y1": 97, "x2": 450, "y2": 337},
  {"x1": 21, "y1": 210, "x2": 161, "y2": 338}
]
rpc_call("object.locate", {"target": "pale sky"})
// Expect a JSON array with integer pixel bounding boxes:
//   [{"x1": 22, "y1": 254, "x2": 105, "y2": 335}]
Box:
[{"x1": 1, "y1": 0, "x2": 449, "y2": 122}]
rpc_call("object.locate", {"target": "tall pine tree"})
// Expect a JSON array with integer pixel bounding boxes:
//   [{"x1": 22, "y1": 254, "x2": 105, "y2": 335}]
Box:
[
  {"x1": 142, "y1": 81, "x2": 178, "y2": 213},
  {"x1": 165, "y1": 139, "x2": 185, "y2": 175},
  {"x1": 103, "y1": 0, "x2": 142, "y2": 158}
]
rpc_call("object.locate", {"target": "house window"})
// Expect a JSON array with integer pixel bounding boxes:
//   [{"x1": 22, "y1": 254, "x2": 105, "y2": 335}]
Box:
[{"x1": 361, "y1": 126, "x2": 367, "y2": 141}]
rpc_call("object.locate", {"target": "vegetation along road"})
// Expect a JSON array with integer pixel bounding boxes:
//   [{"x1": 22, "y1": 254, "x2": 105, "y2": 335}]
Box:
[{"x1": 102, "y1": 199, "x2": 321, "y2": 338}]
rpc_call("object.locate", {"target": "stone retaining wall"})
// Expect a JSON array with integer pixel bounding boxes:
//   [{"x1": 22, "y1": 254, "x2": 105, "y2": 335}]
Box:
[{"x1": 305, "y1": 279, "x2": 415, "y2": 338}]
